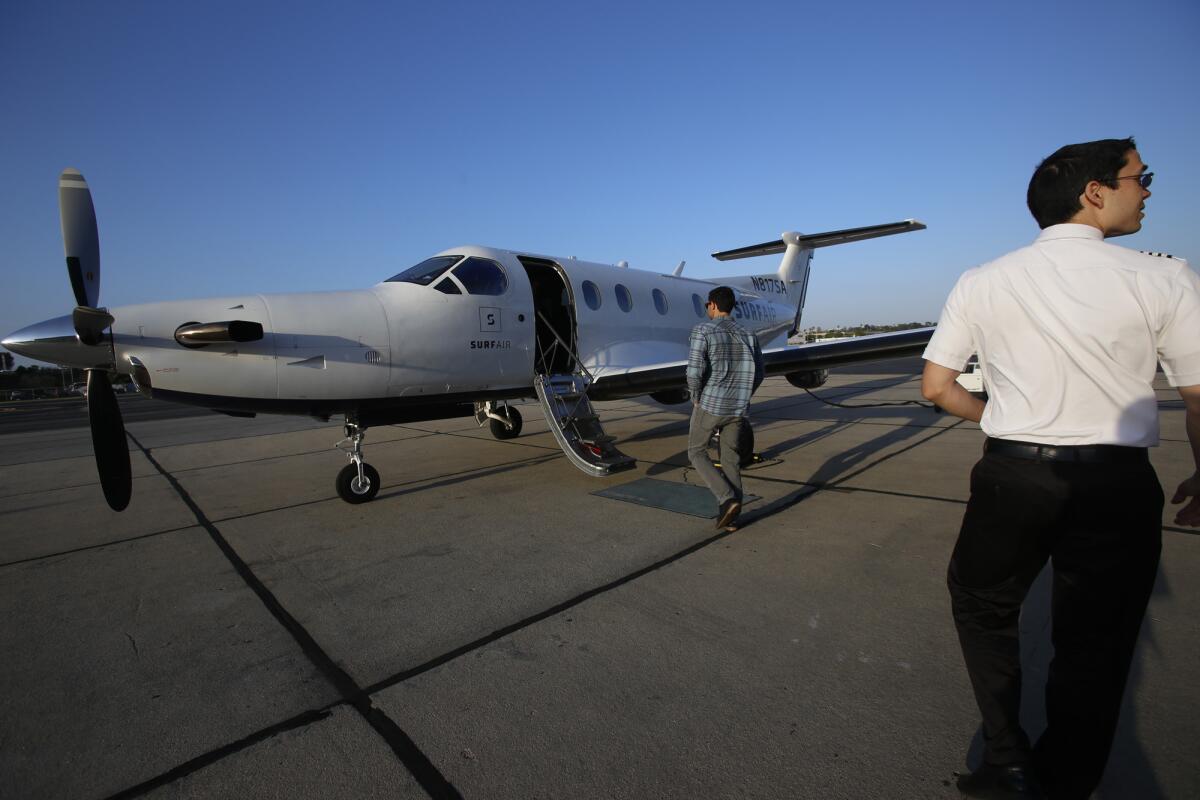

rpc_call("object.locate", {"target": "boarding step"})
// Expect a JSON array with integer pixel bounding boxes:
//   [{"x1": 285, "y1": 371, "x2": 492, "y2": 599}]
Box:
[
  {"x1": 535, "y1": 373, "x2": 637, "y2": 477},
  {"x1": 580, "y1": 434, "x2": 615, "y2": 446}
]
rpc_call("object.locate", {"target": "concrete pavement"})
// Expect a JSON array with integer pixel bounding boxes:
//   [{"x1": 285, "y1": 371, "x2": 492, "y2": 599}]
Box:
[{"x1": 2, "y1": 361, "x2": 1197, "y2": 799}]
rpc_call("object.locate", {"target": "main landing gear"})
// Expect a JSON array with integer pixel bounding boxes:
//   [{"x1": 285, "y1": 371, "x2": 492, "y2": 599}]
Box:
[
  {"x1": 475, "y1": 400, "x2": 523, "y2": 440},
  {"x1": 335, "y1": 417, "x2": 380, "y2": 504},
  {"x1": 710, "y1": 421, "x2": 756, "y2": 468},
  {"x1": 333, "y1": 403, "x2": 525, "y2": 504}
]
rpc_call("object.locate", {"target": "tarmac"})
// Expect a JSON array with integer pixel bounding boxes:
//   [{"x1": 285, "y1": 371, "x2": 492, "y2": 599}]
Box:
[{"x1": 1, "y1": 358, "x2": 1197, "y2": 799}]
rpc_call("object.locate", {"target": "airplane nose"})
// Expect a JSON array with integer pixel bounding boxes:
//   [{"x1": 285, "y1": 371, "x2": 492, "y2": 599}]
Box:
[{"x1": 2, "y1": 314, "x2": 112, "y2": 369}]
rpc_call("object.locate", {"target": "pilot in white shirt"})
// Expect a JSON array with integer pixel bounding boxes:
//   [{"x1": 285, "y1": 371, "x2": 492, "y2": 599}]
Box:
[{"x1": 922, "y1": 138, "x2": 1200, "y2": 800}]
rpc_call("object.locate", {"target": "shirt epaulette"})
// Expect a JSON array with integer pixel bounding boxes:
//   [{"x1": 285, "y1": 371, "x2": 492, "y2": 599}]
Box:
[{"x1": 1139, "y1": 251, "x2": 1190, "y2": 268}]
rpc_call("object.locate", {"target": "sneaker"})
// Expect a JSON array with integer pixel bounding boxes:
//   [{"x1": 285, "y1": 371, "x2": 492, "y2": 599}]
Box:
[{"x1": 716, "y1": 499, "x2": 742, "y2": 529}]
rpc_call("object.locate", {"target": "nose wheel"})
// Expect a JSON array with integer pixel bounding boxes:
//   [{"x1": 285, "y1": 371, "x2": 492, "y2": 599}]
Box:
[
  {"x1": 336, "y1": 462, "x2": 380, "y2": 504},
  {"x1": 335, "y1": 418, "x2": 380, "y2": 503},
  {"x1": 475, "y1": 400, "x2": 523, "y2": 440}
]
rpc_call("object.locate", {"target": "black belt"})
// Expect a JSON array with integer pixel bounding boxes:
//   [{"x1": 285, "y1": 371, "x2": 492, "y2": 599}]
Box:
[{"x1": 985, "y1": 437, "x2": 1148, "y2": 464}]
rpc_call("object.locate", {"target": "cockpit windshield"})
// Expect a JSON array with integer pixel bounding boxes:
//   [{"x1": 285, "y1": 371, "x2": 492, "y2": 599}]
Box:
[{"x1": 385, "y1": 255, "x2": 462, "y2": 285}]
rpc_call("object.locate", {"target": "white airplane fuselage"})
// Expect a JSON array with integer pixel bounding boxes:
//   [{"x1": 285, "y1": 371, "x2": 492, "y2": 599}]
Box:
[{"x1": 60, "y1": 245, "x2": 795, "y2": 411}]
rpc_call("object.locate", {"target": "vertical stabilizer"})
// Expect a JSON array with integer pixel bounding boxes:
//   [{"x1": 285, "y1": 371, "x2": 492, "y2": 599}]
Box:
[
  {"x1": 777, "y1": 232, "x2": 815, "y2": 335},
  {"x1": 710, "y1": 220, "x2": 925, "y2": 337}
]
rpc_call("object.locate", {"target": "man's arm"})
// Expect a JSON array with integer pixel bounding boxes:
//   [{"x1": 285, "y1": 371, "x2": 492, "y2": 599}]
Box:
[
  {"x1": 751, "y1": 335, "x2": 764, "y2": 392},
  {"x1": 921, "y1": 360, "x2": 985, "y2": 423},
  {"x1": 686, "y1": 328, "x2": 707, "y2": 404},
  {"x1": 1170, "y1": 383, "x2": 1200, "y2": 526}
]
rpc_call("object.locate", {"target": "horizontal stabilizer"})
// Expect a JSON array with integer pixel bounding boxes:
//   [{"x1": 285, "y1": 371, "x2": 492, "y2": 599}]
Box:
[{"x1": 711, "y1": 220, "x2": 925, "y2": 261}]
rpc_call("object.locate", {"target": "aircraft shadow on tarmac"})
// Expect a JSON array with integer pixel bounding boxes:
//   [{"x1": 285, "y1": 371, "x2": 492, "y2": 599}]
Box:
[{"x1": 631, "y1": 375, "x2": 944, "y2": 524}]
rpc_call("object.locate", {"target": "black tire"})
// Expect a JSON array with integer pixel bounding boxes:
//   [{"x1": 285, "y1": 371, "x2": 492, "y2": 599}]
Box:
[
  {"x1": 709, "y1": 421, "x2": 756, "y2": 468},
  {"x1": 738, "y1": 422, "x2": 755, "y2": 468},
  {"x1": 336, "y1": 462, "x2": 380, "y2": 504},
  {"x1": 489, "y1": 407, "x2": 523, "y2": 439}
]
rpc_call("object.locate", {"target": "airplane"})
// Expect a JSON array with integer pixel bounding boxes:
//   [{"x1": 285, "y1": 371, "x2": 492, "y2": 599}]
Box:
[{"x1": 2, "y1": 169, "x2": 934, "y2": 511}]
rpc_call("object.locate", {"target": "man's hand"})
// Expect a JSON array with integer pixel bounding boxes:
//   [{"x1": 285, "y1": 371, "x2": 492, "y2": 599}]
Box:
[
  {"x1": 1171, "y1": 472, "x2": 1200, "y2": 526},
  {"x1": 1176, "y1": 385, "x2": 1200, "y2": 526}
]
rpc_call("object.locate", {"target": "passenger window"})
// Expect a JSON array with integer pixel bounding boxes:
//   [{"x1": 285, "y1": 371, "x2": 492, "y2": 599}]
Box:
[
  {"x1": 452, "y1": 257, "x2": 508, "y2": 295},
  {"x1": 692, "y1": 294, "x2": 705, "y2": 318},
  {"x1": 652, "y1": 288, "x2": 668, "y2": 315},
  {"x1": 615, "y1": 284, "x2": 633, "y2": 312},
  {"x1": 582, "y1": 280, "x2": 602, "y2": 310},
  {"x1": 386, "y1": 255, "x2": 461, "y2": 285},
  {"x1": 434, "y1": 277, "x2": 461, "y2": 295}
]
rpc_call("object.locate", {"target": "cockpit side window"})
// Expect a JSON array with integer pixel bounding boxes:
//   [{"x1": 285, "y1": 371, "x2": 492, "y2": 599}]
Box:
[
  {"x1": 386, "y1": 255, "x2": 462, "y2": 285},
  {"x1": 451, "y1": 257, "x2": 508, "y2": 296},
  {"x1": 434, "y1": 277, "x2": 461, "y2": 294}
]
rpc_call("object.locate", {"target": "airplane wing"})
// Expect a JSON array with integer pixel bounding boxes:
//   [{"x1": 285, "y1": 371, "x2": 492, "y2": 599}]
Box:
[{"x1": 588, "y1": 326, "x2": 934, "y2": 400}]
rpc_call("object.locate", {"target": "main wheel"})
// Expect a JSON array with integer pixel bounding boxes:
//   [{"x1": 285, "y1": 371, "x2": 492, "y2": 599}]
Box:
[
  {"x1": 336, "y1": 462, "x2": 380, "y2": 504},
  {"x1": 737, "y1": 422, "x2": 755, "y2": 468},
  {"x1": 489, "y1": 407, "x2": 523, "y2": 439},
  {"x1": 710, "y1": 421, "x2": 755, "y2": 468}
]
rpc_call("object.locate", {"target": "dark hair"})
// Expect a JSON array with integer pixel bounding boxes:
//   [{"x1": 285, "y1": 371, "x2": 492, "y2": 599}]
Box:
[
  {"x1": 708, "y1": 286, "x2": 735, "y2": 313},
  {"x1": 1026, "y1": 137, "x2": 1137, "y2": 228}
]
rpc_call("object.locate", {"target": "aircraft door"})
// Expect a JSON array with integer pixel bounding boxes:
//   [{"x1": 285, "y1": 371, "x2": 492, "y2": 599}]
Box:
[{"x1": 517, "y1": 257, "x2": 578, "y2": 375}]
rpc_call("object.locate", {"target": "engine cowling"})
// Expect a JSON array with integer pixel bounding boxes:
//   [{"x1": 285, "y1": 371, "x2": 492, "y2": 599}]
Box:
[{"x1": 786, "y1": 369, "x2": 829, "y2": 389}]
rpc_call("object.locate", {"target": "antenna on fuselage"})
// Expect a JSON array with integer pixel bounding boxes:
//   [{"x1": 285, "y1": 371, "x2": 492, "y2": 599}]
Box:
[
  {"x1": 617, "y1": 260, "x2": 628, "y2": 268},
  {"x1": 673, "y1": 260, "x2": 685, "y2": 276}
]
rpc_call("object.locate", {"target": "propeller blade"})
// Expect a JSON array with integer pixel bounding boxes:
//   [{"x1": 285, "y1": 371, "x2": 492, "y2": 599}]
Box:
[
  {"x1": 60, "y1": 168, "x2": 101, "y2": 308},
  {"x1": 86, "y1": 369, "x2": 131, "y2": 512}
]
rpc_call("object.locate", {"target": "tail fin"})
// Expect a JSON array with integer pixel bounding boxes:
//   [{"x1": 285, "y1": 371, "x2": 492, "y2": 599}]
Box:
[{"x1": 711, "y1": 219, "x2": 925, "y2": 336}]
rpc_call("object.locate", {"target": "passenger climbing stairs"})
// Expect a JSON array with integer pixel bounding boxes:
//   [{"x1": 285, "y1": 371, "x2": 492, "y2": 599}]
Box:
[{"x1": 535, "y1": 373, "x2": 636, "y2": 476}]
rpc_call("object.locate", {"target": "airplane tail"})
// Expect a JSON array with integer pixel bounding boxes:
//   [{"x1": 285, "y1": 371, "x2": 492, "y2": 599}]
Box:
[{"x1": 710, "y1": 220, "x2": 925, "y2": 336}]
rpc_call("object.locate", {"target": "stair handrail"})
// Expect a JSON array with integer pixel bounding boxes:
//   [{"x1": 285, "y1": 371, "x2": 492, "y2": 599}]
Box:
[{"x1": 534, "y1": 310, "x2": 594, "y2": 385}]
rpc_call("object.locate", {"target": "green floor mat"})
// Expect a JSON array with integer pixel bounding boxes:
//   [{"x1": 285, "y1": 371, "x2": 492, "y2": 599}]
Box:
[{"x1": 592, "y1": 477, "x2": 759, "y2": 518}]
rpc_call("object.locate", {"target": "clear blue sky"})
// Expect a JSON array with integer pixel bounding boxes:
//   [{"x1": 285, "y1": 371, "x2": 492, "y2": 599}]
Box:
[{"x1": 3, "y1": 0, "x2": 1198, "y2": 352}]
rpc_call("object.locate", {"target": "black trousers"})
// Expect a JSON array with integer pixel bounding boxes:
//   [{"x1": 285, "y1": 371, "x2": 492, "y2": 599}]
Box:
[{"x1": 948, "y1": 450, "x2": 1162, "y2": 800}]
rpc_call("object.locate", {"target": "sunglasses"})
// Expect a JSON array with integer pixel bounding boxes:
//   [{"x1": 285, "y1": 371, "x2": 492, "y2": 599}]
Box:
[{"x1": 1114, "y1": 172, "x2": 1153, "y2": 189}]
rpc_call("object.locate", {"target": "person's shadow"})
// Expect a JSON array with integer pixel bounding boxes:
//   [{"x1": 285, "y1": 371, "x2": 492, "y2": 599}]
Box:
[{"x1": 636, "y1": 374, "x2": 943, "y2": 501}]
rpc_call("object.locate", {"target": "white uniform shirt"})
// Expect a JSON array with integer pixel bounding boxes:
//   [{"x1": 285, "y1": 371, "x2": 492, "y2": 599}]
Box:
[{"x1": 924, "y1": 224, "x2": 1200, "y2": 446}]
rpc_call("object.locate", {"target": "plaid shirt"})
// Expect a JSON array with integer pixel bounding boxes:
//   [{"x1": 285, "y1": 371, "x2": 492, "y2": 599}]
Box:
[{"x1": 686, "y1": 316, "x2": 764, "y2": 416}]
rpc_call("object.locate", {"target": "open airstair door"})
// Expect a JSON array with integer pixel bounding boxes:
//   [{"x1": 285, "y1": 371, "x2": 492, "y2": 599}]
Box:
[{"x1": 519, "y1": 257, "x2": 637, "y2": 477}]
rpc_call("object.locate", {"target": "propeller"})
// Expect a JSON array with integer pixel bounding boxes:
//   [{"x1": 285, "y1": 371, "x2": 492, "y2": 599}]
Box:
[
  {"x1": 60, "y1": 168, "x2": 132, "y2": 511},
  {"x1": 87, "y1": 369, "x2": 132, "y2": 511}
]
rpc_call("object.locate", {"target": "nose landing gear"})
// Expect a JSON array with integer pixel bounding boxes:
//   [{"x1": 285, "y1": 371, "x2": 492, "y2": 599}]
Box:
[
  {"x1": 335, "y1": 417, "x2": 380, "y2": 503},
  {"x1": 475, "y1": 400, "x2": 523, "y2": 440}
]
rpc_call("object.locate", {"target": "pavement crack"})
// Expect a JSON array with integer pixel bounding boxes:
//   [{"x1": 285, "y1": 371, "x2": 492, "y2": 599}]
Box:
[
  {"x1": 363, "y1": 524, "x2": 738, "y2": 696},
  {"x1": 102, "y1": 707, "x2": 336, "y2": 800},
  {"x1": 124, "y1": 431, "x2": 463, "y2": 800}
]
